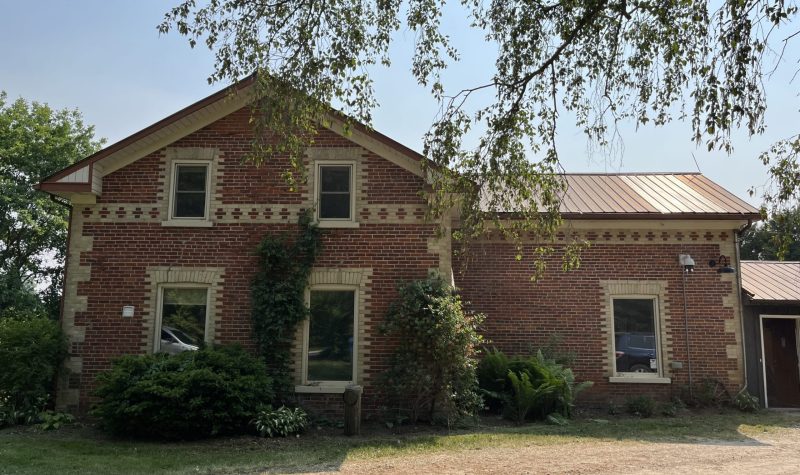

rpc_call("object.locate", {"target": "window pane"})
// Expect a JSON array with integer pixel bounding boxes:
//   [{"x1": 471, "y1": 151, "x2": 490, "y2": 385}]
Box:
[
  {"x1": 159, "y1": 288, "x2": 207, "y2": 354},
  {"x1": 174, "y1": 192, "x2": 206, "y2": 218},
  {"x1": 613, "y1": 298, "x2": 657, "y2": 373},
  {"x1": 176, "y1": 165, "x2": 207, "y2": 192},
  {"x1": 319, "y1": 193, "x2": 351, "y2": 219},
  {"x1": 319, "y1": 166, "x2": 350, "y2": 192},
  {"x1": 308, "y1": 290, "x2": 354, "y2": 381}
]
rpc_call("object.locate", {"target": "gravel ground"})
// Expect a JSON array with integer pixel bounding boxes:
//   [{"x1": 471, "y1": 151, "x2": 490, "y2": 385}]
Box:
[{"x1": 308, "y1": 422, "x2": 800, "y2": 474}]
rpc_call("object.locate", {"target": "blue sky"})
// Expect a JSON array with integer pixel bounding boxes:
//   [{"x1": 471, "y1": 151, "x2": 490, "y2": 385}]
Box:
[{"x1": 2, "y1": 1, "x2": 798, "y2": 206}]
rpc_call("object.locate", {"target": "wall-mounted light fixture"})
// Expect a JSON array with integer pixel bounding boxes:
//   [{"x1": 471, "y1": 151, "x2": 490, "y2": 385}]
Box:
[
  {"x1": 709, "y1": 255, "x2": 736, "y2": 274},
  {"x1": 679, "y1": 254, "x2": 695, "y2": 272}
]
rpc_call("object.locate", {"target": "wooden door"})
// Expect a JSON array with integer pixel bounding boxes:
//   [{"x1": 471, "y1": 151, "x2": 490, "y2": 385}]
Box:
[{"x1": 763, "y1": 318, "x2": 800, "y2": 408}]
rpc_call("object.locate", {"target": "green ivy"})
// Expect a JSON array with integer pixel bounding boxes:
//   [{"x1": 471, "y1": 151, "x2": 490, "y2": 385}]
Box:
[{"x1": 251, "y1": 211, "x2": 321, "y2": 400}]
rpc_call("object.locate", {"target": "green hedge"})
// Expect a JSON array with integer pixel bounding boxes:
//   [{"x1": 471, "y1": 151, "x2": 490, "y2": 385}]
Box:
[
  {"x1": 92, "y1": 345, "x2": 274, "y2": 439},
  {"x1": 0, "y1": 316, "x2": 66, "y2": 425}
]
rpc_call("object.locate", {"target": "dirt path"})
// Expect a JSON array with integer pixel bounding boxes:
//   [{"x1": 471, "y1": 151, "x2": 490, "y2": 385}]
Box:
[{"x1": 310, "y1": 428, "x2": 800, "y2": 474}]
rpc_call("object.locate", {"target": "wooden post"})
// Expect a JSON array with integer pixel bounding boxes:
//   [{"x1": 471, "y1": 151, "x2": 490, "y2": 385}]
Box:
[{"x1": 343, "y1": 384, "x2": 362, "y2": 436}]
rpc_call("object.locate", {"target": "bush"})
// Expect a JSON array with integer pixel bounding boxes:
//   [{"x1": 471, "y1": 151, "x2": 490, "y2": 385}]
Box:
[
  {"x1": 477, "y1": 348, "x2": 592, "y2": 420},
  {"x1": 381, "y1": 275, "x2": 484, "y2": 424},
  {"x1": 37, "y1": 410, "x2": 75, "y2": 430},
  {"x1": 476, "y1": 348, "x2": 510, "y2": 411},
  {"x1": 92, "y1": 345, "x2": 273, "y2": 439},
  {"x1": 625, "y1": 396, "x2": 656, "y2": 418},
  {"x1": 253, "y1": 406, "x2": 309, "y2": 437},
  {"x1": 506, "y1": 370, "x2": 554, "y2": 424},
  {"x1": 681, "y1": 379, "x2": 732, "y2": 408},
  {"x1": 0, "y1": 316, "x2": 66, "y2": 427},
  {"x1": 734, "y1": 390, "x2": 759, "y2": 412}
]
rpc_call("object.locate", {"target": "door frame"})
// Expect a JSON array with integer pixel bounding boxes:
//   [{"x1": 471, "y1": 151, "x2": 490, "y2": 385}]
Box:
[{"x1": 759, "y1": 314, "x2": 800, "y2": 408}]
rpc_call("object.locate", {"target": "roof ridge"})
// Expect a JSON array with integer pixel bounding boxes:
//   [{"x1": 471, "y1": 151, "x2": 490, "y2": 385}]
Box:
[
  {"x1": 562, "y1": 172, "x2": 702, "y2": 176},
  {"x1": 741, "y1": 260, "x2": 800, "y2": 264}
]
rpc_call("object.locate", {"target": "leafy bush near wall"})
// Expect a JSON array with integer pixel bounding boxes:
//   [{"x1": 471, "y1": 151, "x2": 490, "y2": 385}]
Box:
[
  {"x1": 734, "y1": 390, "x2": 759, "y2": 412},
  {"x1": 381, "y1": 275, "x2": 485, "y2": 424},
  {"x1": 477, "y1": 348, "x2": 592, "y2": 421},
  {"x1": 253, "y1": 406, "x2": 309, "y2": 437},
  {"x1": 251, "y1": 211, "x2": 320, "y2": 400},
  {"x1": 92, "y1": 345, "x2": 273, "y2": 439},
  {"x1": 625, "y1": 396, "x2": 656, "y2": 418},
  {"x1": 0, "y1": 315, "x2": 66, "y2": 427}
]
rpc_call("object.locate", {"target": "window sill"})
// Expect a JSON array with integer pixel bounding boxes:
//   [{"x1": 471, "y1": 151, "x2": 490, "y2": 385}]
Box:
[
  {"x1": 161, "y1": 220, "x2": 214, "y2": 228},
  {"x1": 295, "y1": 384, "x2": 350, "y2": 394},
  {"x1": 316, "y1": 220, "x2": 360, "y2": 229},
  {"x1": 609, "y1": 376, "x2": 671, "y2": 384}
]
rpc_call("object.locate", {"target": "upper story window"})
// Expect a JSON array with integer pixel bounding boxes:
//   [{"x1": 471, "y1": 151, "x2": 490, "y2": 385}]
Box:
[
  {"x1": 612, "y1": 297, "x2": 661, "y2": 376},
  {"x1": 171, "y1": 162, "x2": 209, "y2": 219},
  {"x1": 317, "y1": 164, "x2": 354, "y2": 222}
]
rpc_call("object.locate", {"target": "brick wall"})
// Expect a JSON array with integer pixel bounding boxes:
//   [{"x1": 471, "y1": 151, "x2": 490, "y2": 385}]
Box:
[
  {"x1": 454, "y1": 229, "x2": 744, "y2": 406},
  {"x1": 58, "y1": 107, "x2": 442, "y2": 415},
  {"x1": 56, "y1": 104, "x2": 746, "y2": 417}
]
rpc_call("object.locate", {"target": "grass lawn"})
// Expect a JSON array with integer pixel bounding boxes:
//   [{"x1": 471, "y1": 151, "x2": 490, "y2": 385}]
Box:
[{"x1": 1, "y1": 411, "x2": 797, "y2": 475}]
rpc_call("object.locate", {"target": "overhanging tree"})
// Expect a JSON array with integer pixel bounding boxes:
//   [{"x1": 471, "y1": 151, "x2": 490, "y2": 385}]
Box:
[
  {"x1": 740, "y1": 205, "x2": 800, "y2": 260},
  {"x1": 160, "y1": 1, "x2": 800, "y2": 270},
  {"x1": 0, "y1": 92, "x2": 103, "y2": 317}
]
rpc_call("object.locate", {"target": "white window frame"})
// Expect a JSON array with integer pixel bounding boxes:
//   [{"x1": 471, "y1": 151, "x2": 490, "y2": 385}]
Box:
[
  {"x1": 153, "y1": 284, "x2": 211, "y2": 353},
  {"x1": 314, "y1": 161, "x2": 357, "y2": 228},
  {"x1": 299, "y1": 285, "x2": 359, "y2": 392},
  {"x1": 166, "y1": 160, "x2": 212, "y2": 225},
  {"x1": 609, "y1": 295, "x2": 670, "y2": 383}
]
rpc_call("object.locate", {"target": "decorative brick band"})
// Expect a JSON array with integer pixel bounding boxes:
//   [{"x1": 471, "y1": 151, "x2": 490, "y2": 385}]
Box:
[
  {"x1": 77, "y1": 203, "x2": 429, "y2": 225},
  {"x1": 475, "y1": 229, "x2": 732, "y2": 246}
]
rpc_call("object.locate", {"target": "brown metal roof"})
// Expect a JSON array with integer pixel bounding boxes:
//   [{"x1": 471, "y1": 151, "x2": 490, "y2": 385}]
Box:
[
  {"x1": 741, "y1": 261, "x2": 800, "y2": 302},
  {"x1": 556, "y1": 173, "x2": 759, "y2": 219}
]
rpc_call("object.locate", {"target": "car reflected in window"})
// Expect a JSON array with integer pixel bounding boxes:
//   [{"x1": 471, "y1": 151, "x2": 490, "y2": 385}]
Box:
[{"x1": 160, "y1": 326, "x2": 199, "y2": 354}]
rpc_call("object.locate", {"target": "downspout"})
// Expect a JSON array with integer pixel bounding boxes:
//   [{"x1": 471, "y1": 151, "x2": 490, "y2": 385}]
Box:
[
  {"x1": 50, "y1": 195, "x2": 73, "y2": 326},
  {"x1": 735, "y1": 219, "x2": 754, "y2": 395},
  {"x1": 682, "y1": 268, "x2": 693, "y2": 396},
  {"x1": 49, "y1": 194, "x2": 73, "y2": 412}
]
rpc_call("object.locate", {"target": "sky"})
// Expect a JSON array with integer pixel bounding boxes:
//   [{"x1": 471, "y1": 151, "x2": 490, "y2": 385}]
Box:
[{"x1": 2, "y1": 1, "x2": 799, "y2": 207}]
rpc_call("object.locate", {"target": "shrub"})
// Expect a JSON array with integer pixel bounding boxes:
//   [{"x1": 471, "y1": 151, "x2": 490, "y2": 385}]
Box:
[
  {"x1": 0, "y1": 394, "x2": 44, "y2": 428},
  {"x1": 0, "y1": 315, "x2": 66, "y2": 426},
  {"x1": 659, "y1": 401, "x2": 678, "y2": 417},
  {"x1": 506, "y1": 370, "x2": 554, "y2": 424},
  {"x1": 253, "y1": 406, "x2": 309, "y2": 437},
  {"x1": 625, "y1": 396, "x2": 656, "y2": 418},
  {"x1": 477, "y1": 349, "x2": 592, "y2": 420},
  {"x1": 476, "y1": 348, "x2": 510, "y2": 411},
  {"x1": 381, "y1": 275, "x2": 484, "y2": 424},
  {"x1": 37, "y1": 410, "x2": 75, "y2": 430},
  {"x1": 92, "y1": 345, "x2": 274, "y2": 439},
  {"x1": 734, "y1": 390, "x2": 759, "y2": 412},
  {"x1": 681, "y1": 379, "x2": 732, "y2": 408}
]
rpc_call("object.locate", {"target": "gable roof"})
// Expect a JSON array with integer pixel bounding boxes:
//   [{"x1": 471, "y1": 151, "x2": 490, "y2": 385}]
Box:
[
  {"x1": 38, "y1": 75, "x2": 425, "y2": 199},
  {"x1": 556, "y1": 173, "x2": 759, "y2": 219},
  {"x1": 37, "y1": 79, "x2": 758, "y2": 221},
  {"x1": 741, "y1": 260, "x2": 800, "y2": 303}
]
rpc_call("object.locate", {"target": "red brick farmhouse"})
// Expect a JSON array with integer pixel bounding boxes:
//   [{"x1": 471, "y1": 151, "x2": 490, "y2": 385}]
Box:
[{"x1": 39, "y1": 79, "x2": 761, "y2": 415}]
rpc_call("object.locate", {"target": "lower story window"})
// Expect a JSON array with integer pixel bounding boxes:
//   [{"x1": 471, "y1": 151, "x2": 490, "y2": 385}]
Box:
[
  {"x1": 306, "y1": 290, "x2": 356, "y2": 382},
  {"x1": 158, "y1": 287, "x2": 208, "y2": 354},
  {"x1": 613, "y1": 297, "x2": 659, "y2": 375}
]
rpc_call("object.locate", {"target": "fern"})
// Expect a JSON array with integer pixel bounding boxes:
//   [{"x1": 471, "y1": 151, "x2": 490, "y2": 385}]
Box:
[{"x1": 507, "y1": 370, "x2": 554, "y2": 424}]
